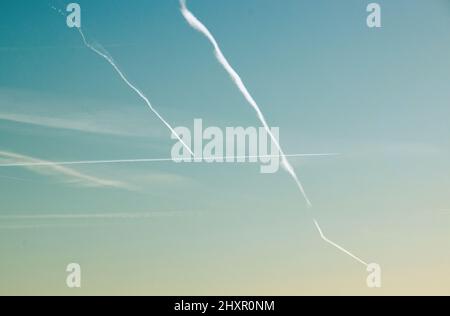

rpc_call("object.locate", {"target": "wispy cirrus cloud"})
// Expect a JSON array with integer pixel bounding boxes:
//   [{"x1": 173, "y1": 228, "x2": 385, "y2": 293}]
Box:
[
  {"x1": 0, "y1": 88, "x2": 167, "y2": 137},
  {"x1": 0, "y1": 211, "x2": 197, "y2": 220},
  {"x1": 0, "y1": 112, "x2": 126, "y2": 136},
  {"x1": 0, "y1": 150, "x2": 128, "y2": 189},
  {"x1": 0, "y1": 43, "x2": 137, "y2": 52},
  {"x1": 0, "y1": 211, "x2": 201, "y2": 230}
]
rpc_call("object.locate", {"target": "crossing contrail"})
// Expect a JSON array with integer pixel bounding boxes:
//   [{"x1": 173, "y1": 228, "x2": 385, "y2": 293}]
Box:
[
  {"x1": 180, "y1": 0, "x2": 369, "y2": 267},
  {"x1": 0, "y1": 153, "x2": 338, "y2": 168},
  {"x1": 76, "y1": 28, "x2": 194, "y2": 157}
]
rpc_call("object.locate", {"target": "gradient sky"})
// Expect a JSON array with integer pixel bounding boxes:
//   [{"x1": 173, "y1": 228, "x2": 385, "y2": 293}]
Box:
[{"x1": 1, "y1": 0, "x2": 450, "y2": 295}]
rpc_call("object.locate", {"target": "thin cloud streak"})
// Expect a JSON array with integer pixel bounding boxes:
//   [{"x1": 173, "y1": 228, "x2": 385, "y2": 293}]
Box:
[
  {"x1": 0, "y1": 112, "x2": 129, "y2": 136},
  {"x1": 0, "y1": 153, "x2": 339, "y2": 167},
  {"x1": 0, "y1": 88, "x2": 169, "y2": 138},
  {"x1": 0, "y1": 43, "x2": 138, "y2": 52},
  {"x1": 0, "y1": 173, "x2": 36, "y2": 183},
  {"x1": 0, "y1": 211, "x2": 201, "y2": 230},
  {"x1": 0, "y1": 151, "x2": 128, "y2": 189},
  {"x1": 0, "y1": 211, "x2": 197, "y2": 220}
]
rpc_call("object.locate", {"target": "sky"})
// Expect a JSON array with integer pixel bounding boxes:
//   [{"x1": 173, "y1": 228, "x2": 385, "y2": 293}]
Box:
[{"x1": 0, "y1": 0, "x2": 450, "y2": 295}]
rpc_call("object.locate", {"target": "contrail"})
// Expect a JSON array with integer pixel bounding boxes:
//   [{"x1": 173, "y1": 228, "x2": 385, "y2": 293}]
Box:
[
  {"x1": 180, "y1": 0, "x2": 370, "y2": 267},
  {"x1": 50, "y1": 3, "x2": 192, "y2": 154},
  {"x1": 76, "y1": 28, "x2": 194, "y2": 157},
  {"x1": 180, "y1": 0, "x2": 311, "y2": 207},
  {"x1": 0, "y1": 153, "x2": 338, "y2": 168},
  {"x1": 313, "y1": 219, "x2": 368, "y2": 266}
]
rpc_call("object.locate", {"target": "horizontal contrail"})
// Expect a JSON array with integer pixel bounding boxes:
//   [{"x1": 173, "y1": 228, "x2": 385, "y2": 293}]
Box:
[
  {"x1": 0, "y1": 153, "x2": 339, "y2": 168},
  {"x1": 180, "y1": 0, "x2": 311, "y2": 207},
  {"x1": 77, "y1": 28, "x2": 194, "y2": 157}
]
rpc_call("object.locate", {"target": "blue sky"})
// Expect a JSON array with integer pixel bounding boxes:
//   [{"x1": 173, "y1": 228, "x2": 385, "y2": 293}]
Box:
[{"x1": 0, "y1": 0, "x2": 450, "y2": 295}]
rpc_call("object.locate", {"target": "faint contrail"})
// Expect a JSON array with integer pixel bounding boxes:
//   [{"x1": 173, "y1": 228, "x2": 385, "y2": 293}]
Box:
[
  {"x1": 0, "y1": 153, "x2": 338, "y2": 168},
  {"x1": 180, "y1": 0, "x2": 369, "y2": 267},
  {"x1": 180, "y1": 0, "x2": 311, "y2": 207},
  {"x1": 76, "y1": 28, "x2": 194, "y2": 156}
]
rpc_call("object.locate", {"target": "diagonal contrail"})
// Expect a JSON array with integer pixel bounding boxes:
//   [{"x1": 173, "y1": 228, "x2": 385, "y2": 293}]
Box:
[
  {"x1": 51, "y1": 2, "x2": 192, "y2": 154},
  {"x1": 313, "y1": 219, "x2": 368, "y2": 266},
  {"x1": 180, "y1": 0, "x2": 369, "y2": 267},
  {"x1": 180, "y1": 0, "x2": 311, "y2": 207},
  {"x1": 76, "y1": 28, "x2": 194, "y2": 157}
]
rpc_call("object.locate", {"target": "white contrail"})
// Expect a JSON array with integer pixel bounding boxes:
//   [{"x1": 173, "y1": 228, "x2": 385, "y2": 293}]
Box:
[
  {"x1": 51, "y1": 3, "x2": 194, "y2": 149},
  {"x1": 180, "y1": 0, "x2": 370, "y2": 266},
  {"x1": 0, "y1": 153, "x2": 339, "y2": 168},
  {"x1": 313, "y1": 219, "x2": 368, "y2": 267},
  {"x1": 76, "y1": 28, "x2": 194, "y2": 157},
  {"x1": 180, "y1": 0, "x2": 311, "y2": 207}
]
